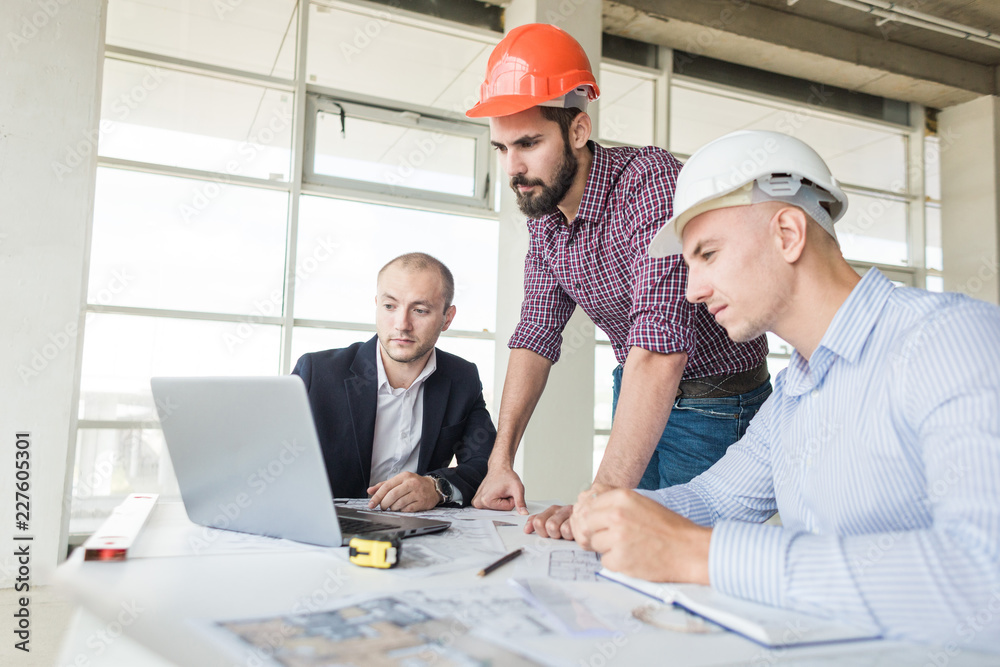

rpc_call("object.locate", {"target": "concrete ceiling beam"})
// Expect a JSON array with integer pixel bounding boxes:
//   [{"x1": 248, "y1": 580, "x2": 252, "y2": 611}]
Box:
[{"x1": 604, "y1": 0, "x2": 996, "y2": 108}]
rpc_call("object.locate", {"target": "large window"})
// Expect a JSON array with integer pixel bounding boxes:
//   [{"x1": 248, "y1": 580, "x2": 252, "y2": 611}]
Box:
[
  {"x1": 305, "y1": 2, "x2": 491, "y2": 114},
  {"x1": 597, "y1": 62, "x2": 659, "y2": 148},
  {"x1": 73, "y1": 0, "x2": 500, "y2": 532},
  {"x1": 670, "y1": 80, "x2": 915, "y2": 269}
]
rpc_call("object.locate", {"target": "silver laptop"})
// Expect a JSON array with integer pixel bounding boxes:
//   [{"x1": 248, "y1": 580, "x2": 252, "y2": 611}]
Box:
[{"x1": 150, "y1": 376, "x2": 450, "y2": 547}]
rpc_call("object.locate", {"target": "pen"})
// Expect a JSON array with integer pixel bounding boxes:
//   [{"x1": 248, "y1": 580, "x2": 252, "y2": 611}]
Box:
[{"x1": 477, "y1": 547, "x2": 524, "y2": 577}]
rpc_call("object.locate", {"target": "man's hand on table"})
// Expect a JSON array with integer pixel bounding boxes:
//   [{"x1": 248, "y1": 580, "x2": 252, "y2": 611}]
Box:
[
  {"x1": 571, "y1": 486, "x2": 712, "y2": 584},
  {"x1": 367, "y1": 472, "x2": 441, "y2": 512},
  {"x1": 472, "y1": 465, "x2": 528, "y2": 515},
  {"x1": 524, "y1": 504, "x2": 575, "y2": 539},
  {"x1": 523, "y1": 483, "x2": 616, "y2": 540}
]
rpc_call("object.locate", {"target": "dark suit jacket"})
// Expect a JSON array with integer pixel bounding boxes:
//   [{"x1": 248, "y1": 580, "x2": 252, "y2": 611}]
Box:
[{"x1": 291, "y1": 336, "x2": 496, "y2": 505}]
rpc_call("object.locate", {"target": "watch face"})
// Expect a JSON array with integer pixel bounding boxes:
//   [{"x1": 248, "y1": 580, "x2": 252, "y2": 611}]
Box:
[{"x1": 435, "y1": 476, "x2": 453, "y2": 502}]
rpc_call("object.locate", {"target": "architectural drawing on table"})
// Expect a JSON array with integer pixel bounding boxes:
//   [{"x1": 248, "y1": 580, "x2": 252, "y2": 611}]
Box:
[
  {"x1": 391, "y1": 519, "x2": 507, "y2": 577},
  {"x1": 510, "y1": 578, "x2": 616, "y2": 637},
  {"x1": 218, "y1": 596, "x2": 539, "y2": 666},
  {"x1": 404, "y1": 585, "x2": 557, "y2": 640},
  {"x1": 548, "y1": 550, "x2": 602, "y2": 581}
]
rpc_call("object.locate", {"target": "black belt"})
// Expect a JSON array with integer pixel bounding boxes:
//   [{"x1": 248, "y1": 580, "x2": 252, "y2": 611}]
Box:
[{"x1": 677, "y1": 362, "x2": 770, "y2": 399}]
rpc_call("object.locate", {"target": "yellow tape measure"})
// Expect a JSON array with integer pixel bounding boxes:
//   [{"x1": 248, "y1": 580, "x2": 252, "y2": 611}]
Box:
[{"x1": 348, "y1": 535, "x2": 401, "y2": 569}]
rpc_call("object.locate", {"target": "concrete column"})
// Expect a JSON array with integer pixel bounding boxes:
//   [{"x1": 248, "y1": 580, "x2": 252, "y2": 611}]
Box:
[
  {"x1": 906, "y1": 104, "x2": 927, "y2": 288},
  {"x1": 939, "y1": 96, "x2": 1000, "y2": 304},
  {"x1": 0, "y1": 0, "x2": 105, "y2": 586},
  {"x1": 493, "y1": 0, "x2": 601, "y2": 504}
]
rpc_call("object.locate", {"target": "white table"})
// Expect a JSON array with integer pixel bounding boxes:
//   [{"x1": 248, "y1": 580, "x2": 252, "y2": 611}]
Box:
[{"x1": 54, "y1": 501, "x2": 997, "y2": 666}]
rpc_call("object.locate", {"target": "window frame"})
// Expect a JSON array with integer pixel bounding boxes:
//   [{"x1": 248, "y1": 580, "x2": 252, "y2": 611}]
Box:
[
  {"x1": 303, "y1": 92, "x2": 493, "y2": 211},
  {"x1": 596, "y1": 58, "x2": 664, "y2": 150}
]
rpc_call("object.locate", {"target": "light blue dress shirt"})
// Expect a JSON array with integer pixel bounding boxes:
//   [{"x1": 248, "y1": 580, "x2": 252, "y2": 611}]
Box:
[{"x1": 645, "y1": 269, "x2": 1000, "y2": 651}]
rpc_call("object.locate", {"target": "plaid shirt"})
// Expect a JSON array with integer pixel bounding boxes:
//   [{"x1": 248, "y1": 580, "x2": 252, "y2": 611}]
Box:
[{"x1": 508, "y1": 142, "x2": 767, "y2": 379}]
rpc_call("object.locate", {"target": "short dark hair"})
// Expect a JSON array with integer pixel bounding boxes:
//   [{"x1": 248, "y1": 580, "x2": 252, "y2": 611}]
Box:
[
  {"x1": 540, "y1": 106, "x2": 584, "y2": 142},
  {"x1": 378, "y1": 252, "x2": 455, "y2": 310}
]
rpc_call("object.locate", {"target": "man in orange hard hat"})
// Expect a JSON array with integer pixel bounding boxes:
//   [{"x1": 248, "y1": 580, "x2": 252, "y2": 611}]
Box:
[{"x1": 467, "y1": 23, "x2": 771, "y2": 539}]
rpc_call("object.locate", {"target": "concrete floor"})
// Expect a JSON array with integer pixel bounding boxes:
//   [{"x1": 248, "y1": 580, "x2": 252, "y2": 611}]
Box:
[{"x1": 0, "y1": 585, "x2": 77, "y2": 667}]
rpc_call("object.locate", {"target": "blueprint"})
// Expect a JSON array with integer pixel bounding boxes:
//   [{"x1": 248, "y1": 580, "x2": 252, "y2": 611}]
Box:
[
  {"x1": 547, "y1": 550, "x2": 602, "y2": 582},
  {"x1": 390, "y1": 519, "x2": 507, "y2": 577},
  {"x1": 217, "y1": 595, "x2": 541, "y2": 666}
]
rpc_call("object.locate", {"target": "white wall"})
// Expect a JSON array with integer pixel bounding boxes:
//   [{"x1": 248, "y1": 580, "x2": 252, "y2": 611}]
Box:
[
  {"x1": 939, "y1": 96, "x2": 1000, "y2": 305},
  {"x1": 0, "y1": 0, "x2": 104, "y2": 586}
]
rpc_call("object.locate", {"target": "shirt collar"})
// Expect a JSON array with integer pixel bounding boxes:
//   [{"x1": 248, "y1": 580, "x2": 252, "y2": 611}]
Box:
[
  {"x1": 575, "y1": 141, "x2": 612, "y2": 225},
  {"x1": 375, "y1": 340, "x2": 437, "y2": 394},
  {"x1": 532, "y1": 141, "x2": 607, "y2": 227},
  {"x1": 816, "y1": 268, "x2": 895, "y2": 363},
  {"x1": 783, "y1": 268, "x2": 895, "y2": 396}
]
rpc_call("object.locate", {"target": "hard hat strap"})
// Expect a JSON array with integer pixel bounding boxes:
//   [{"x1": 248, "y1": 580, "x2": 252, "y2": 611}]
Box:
[
  {"x1": 537, "y1": 87, "x2": 592, "y2": 112},
  {"x1": 751, "y1": 179, "x2": 839, "y2": 241}
]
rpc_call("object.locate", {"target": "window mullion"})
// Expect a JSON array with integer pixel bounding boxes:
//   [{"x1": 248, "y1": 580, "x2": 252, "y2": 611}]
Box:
[{"x1": 280, "y1": 1, "x2": 311, "y2": 376}]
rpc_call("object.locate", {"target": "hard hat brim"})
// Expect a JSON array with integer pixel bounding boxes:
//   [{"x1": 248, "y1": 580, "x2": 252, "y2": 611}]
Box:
[
  {"x1": 648, "y1": 184, "x2": 757, "y2": 258},
  {"x1": 646, "y1": 218, "x2": 684, "y2": 259},
  {"x1": 466, "y1": 94, "x2": 557, "y2": 118}
]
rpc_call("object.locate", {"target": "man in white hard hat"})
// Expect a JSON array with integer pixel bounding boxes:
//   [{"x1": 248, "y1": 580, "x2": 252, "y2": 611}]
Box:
[
  {"x1": 467, "y1": 23, "x2": 771, "y2": 537},
  {"x1": 570, "y1": 130, "x2": 1000, "y2": 650}
]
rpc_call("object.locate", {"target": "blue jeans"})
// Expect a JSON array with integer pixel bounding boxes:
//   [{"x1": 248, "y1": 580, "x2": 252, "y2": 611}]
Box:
[{"x1": 611, "y1": 365, "x2": 772, "y2": 490}]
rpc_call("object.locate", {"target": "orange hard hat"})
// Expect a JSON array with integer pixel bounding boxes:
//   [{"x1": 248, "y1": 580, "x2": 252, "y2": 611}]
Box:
[{"x1": 466, "y1": 23, "x2": 600, "y2": 118}]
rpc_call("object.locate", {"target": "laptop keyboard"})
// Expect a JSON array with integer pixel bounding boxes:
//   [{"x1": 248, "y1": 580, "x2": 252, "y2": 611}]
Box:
[{"x1": 338, "y1": 516, "x2": 397, "y2": 535}]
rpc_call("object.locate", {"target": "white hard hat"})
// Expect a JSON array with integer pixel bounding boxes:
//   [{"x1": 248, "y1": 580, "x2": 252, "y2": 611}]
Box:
[{"x1": 649, "y1": 130, "x2": 848, "y2": 257}]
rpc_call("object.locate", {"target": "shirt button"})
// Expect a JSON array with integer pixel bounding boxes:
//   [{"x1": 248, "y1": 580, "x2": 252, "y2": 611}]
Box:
[
  {"x1": 574, "y1": 283, "x2": 581, "y2": 289},
  {"x1": 811, "y1": 389, "x2": 820, "y2": 398}
]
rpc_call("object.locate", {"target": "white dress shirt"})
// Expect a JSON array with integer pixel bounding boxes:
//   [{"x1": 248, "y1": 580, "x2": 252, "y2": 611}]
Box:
[
  {"x1": 644, "y1": 270, "x2": 1000, "y2": 651},
  {"x1": 369, "y1": 343, "x2": 437, "y2": 486}
]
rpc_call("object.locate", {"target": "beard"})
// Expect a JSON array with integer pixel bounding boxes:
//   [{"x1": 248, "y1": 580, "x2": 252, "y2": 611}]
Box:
[{"x1": 510, "y1": 141, "x2": 578, "y2": 219}]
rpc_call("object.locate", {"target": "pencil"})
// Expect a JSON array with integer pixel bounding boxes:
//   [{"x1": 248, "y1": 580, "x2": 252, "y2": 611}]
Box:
[{"x1": 477, "y1": 547, "x2": 525, "y2": 577}]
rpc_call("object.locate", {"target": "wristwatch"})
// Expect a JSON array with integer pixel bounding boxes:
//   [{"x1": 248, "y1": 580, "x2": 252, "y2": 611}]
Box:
[{"x1": 428, "y1": 474, "x2": 454, "y2": 506}]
